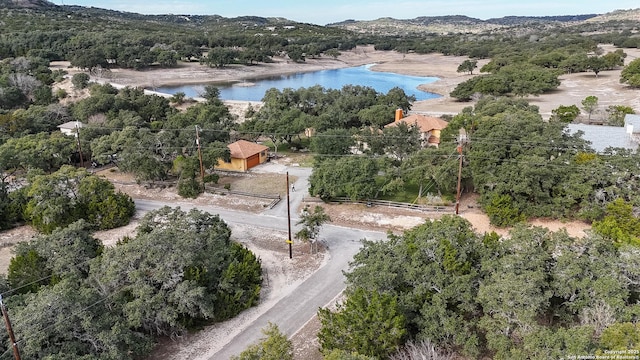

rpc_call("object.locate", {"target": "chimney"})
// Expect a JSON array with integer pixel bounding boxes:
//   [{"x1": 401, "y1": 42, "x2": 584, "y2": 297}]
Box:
[{"x1": 395, "y1": 109, "x2": 403, "y2": 122}]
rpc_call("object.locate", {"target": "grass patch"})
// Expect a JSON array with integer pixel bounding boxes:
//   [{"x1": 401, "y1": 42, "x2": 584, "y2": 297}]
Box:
[
  {"x1": 376, "y1": 181, "x2": 454, "y2": 205},
  {"x1": 377, "y1": 182, "x2": 421, "y2": 203},
  {"x1": 263, "y1": 138, "x2": 311, "y2": 154}
]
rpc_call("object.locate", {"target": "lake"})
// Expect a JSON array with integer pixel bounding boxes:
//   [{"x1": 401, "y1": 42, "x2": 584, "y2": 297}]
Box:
[{"x1": 154, "y1": 64, "x2": 441, "y2": 102}]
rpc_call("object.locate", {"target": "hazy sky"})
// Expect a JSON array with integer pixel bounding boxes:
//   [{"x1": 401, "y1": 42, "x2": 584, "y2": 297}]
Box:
[{"x1": 48, "y1": 1, "x2": 639, "y2": 25}]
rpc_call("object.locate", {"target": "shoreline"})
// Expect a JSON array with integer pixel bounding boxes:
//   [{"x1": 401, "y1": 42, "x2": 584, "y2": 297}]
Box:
[{"x1": 51, "y1": 45, "x2": 640, "y2": 119}]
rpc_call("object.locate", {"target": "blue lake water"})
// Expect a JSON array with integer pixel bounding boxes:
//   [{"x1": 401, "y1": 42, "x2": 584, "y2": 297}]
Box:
[{"x1": 154, "y1": 64, "x2": 441, "y2": 102}]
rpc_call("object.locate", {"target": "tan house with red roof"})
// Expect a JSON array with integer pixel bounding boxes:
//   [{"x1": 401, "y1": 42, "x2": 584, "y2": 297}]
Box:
[
  {"x1": 216, "y1": 140, "x2": 269, "y2": 172},
  {"x1": 384, "y1": 112, "x2": 449, "y2": 147}
]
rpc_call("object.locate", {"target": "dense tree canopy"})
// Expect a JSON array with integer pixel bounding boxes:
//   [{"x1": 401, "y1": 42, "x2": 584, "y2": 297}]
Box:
[
  {"x1": 22, "y1": 166, "x2": 135, "y2": 233},
  {"x1": 319, "y1": 215, "x2": 640, "y2": 358},
  {"x1": 450, "y1": 63, "x2": 561, "y2": 100},
  {"x1": 620, "y1": 58, "x2": 640, "y2": 88},
  {"x1": 233, "y1": 323, "x2": 293, "y2": 360},
  {"x1": 443, "y1": 97, "x2": 640, "y2": 226},
  {"x1": 309, "y1": 156, "x2": 379, "y2": 200},
  {"x1": 1, "y1": 207, "x2": 262, "y2": 359},
  {"x1": 240, "y1": 85, "x2": 415, "y2": 151}
]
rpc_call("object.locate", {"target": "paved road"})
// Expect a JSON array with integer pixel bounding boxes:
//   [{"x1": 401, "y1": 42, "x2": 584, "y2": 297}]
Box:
[{"x1": 134, "y1": 166, "x2": 387, "y2": 359}]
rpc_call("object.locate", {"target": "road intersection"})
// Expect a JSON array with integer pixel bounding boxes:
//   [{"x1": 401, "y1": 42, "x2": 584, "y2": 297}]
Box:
[{"x1": 135, "y1": 166, "x2": 388, "y2": 359}]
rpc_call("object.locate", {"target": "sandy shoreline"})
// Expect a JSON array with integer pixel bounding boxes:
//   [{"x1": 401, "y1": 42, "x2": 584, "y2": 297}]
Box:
[{"x1": 51, "y1": 44, "x2": 640, "y2": 119}]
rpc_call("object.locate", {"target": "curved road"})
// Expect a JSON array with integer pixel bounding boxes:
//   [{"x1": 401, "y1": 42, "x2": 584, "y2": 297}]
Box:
[{"x1": 134, "y1": 166, "x2": 387, "y2": 359}]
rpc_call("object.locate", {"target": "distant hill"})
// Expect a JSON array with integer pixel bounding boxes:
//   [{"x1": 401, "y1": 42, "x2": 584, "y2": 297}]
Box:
[
  {"x1": 587, "y1": 8, "x2": 640, "y2": 22},
  {"x1": 329, "y1": 15, "x2": 499, "y2": 35},
  {"x1": 486, "y1": 14, "x2": 598, "y2": 25},
  {"x1": 0, "y1": 0, "x2": 56, "y2": 9},
  {"x1": 329, "y1": 10, "x2": 639, "y2": 35},
  {"x1": 2, "y1": 1, "x2": 639, "y2": 37}
]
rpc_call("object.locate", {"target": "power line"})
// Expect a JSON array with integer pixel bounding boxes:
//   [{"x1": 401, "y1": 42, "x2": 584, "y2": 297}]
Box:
[{"x1": 79, "y1": 123, "x2": 634, "y2": 156}]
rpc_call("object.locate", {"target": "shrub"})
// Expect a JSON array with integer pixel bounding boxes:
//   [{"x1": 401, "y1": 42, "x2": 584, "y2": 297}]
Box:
[
  {"x1": 485, "y1": 194, "x2": 526, "y2": 227},
  {"x1": 55, "y1": 88, "x2": 67, "y2": 99},
  {"x1": 71, "y1": 73, "x2": 90, "y2": 89},
  {"x1": 178, "y1": 177, "x2": 203, "y2": 198}
]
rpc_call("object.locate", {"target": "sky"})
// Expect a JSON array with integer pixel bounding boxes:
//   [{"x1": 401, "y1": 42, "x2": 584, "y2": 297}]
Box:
[{"x1": 48, "y1": 1, "x2": 640, "y2": 25}]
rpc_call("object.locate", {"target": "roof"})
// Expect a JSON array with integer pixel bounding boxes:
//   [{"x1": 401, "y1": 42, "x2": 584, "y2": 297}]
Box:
[
  {"x1": 625, "y1": 114, "x2": 640, "y2": 133},
  {"x1": 228, "y1": 140, "x2": 269, "y2": 159},
  {"x1": 566, "y1": 123, "x2": 638, "y2": 153},
  {"x1": 385, "y1": 114, "x2": 449, "y2": 132},
  {"x1": 57, "y1": 121, "x2": 84, "y2": 130}
]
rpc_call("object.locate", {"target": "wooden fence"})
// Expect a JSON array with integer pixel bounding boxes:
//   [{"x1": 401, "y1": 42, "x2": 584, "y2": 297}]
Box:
[
  {"x1": 108, "y1": 179, "x2": 282, "y2": 208},
  {"x1": 303, "y1": 197, "x2": 454, "y2": 212}
]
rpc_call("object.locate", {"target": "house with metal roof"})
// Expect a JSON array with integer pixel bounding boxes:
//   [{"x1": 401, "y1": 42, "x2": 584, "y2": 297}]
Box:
[
  {"x1": 566, "y1": 114, "x2": 640, "y2": 153},
  {"x1": 57, "y1": 121, "x2": 84, "y2": 136}
]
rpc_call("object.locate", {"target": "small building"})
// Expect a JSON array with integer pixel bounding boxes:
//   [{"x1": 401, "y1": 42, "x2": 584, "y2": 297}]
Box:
[
  {"x1": 57, "y1": 121, "x2": 84, "y2": 136},
  {"x1": 384, "y1": 111, "x2": 449, "y2": 147},
  {"x1": 216, "y1": 140, "x2": 269, "y2": 172}
]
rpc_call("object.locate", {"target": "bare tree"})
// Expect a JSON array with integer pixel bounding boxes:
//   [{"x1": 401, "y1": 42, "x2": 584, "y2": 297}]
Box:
[
  {"x1": 390, "y1": 339, "x2": 454, "y2": 360},
  {"x1": 8, "y1": 73, "x2": 41, "y2": 99}
]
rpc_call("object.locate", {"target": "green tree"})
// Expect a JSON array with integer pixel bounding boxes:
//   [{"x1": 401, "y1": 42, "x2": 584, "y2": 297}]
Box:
[
  {"x1": 0, "y1": 182, "x2": 20, "y2": 230},
  {"x1": 92, "y1": 207, "x2": 261, "y2": 336},
  {"x1": 599, "y1": 323, "x2": 640, "y2": 351},
  {"x1": 309, "y1": 156, "x2": 379, "y2": 200},
  {"x1": 356, "y1": 104, "x2": 395, "y2": 129},
  {"x1": 450, "y1": 76, "x2": 481, "y2": 101},
  {"x1": 620, "y1": 58, "x2": 640, "y2": 88},
  {"x1": 155, "y1": 50, "x2": 179, "y2": 67},
  {"x1": 0, "y1": 132, "x2": 76, "y2": 173},
  {"x1": 457, "y1": 59, "x2": 478, "y2": 75},
  {"x1": 295, "y1": 205, "x2": 331, "y2": 253},
  {"x1": 170, "y1": 91, "x2": 187, "y2": 105},
  {"x1": 202, "y1": 47, "x2": 238, "y2": 68},
  {"x1": 467, "y1": 99, "x2": 591, "y2": 223},
  {"x1": 23, "y1": 166, "x2": 135, "y2": 233},
  {"x1": 551, "y1": 104, "x2": 581, "y2": 123},
  {"x1": 318, "y1": 287, "x2": 406, "y2": 358},
  {"x1": 586, "y1": 56, "x2": 607, "y2": 77},
  {"x1": 7, "y1": 220, "x2": 103, "y2": 293},
  {"x1": 310, "y1": 128, "x2": 355, "y2": 160},
  {"x1": 325, "y1": 48, "x2": 341, "y2": 59},
  {"x1": 71, "y1": 72, "x2": 90, "y2": 89},
  {"x1": 78, "y1": 172, "x2": 136, "y2": 229},
  {"x1": 592, "y1": 198, "x2": 640, "y2": 247},
  {"x1": 7, "y1": 247, "x2": 50, "y2": 294},
  {"x1": 484, "y1": 193, "x2": 526, "y2": 227},
  {"x1": 286, "y1": 45, "x2": 305, "y2": 62},
  {"x1": 346, "y1": 216, "x2": 483, "y2": 356},
  {"x1": 174, "y1": 155, "x2": 204, "y2": 198},
  {"x1": 603, "y1": 49, "x2": 626, "y2": 69},
  {"x1": 10, "y1": 278, "x2": 153, "y2": 359},
  {"x1": 232, "y1": 323, "x2": 293, "y2": 360},
  {"x1": 202, "y1": 84, "x2": 222, "y2": 103},
  {"x1": 582, "y1": 96, "x2": 599, "y2": 121},
  {"x1": 401, "y1": 145, "x2": 460, "y2": 198},
  {"x1": 368, "y1": 122, "x2": 422, "y2": 164},
  {"x1": 606, "y1": 105, "x2": 634, "y2": 127}
]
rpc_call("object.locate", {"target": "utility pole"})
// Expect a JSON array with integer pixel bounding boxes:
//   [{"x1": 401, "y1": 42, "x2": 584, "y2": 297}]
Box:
[
  {"x1": 0, "y1": 295, "x2": 21, "y2": 360},
  {"x1": 286, "y1": 172, "x2": 293, "y2": 259},
  {"x1": 195, "y1": 126, "x2": 205, "y2": 181},
  {"x1": 75, "y1": 121, "x2": 84, "y2": 168},
  {"x1": 455, "y1": 128, "x2": 468, "y2": 215}
]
